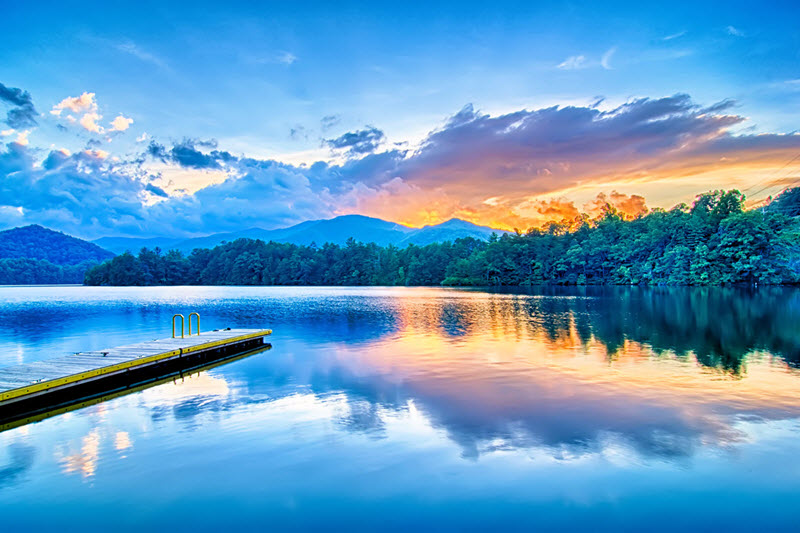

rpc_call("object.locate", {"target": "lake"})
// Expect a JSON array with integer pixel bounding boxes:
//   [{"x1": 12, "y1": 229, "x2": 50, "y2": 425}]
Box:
[{"x1": 0, "y1": 285, "x2": 799, "y2": 530}]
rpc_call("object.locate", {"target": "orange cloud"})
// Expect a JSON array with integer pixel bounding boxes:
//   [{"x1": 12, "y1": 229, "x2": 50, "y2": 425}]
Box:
[
  {"x1": 583, "y1": 191, "x2": 649, "y2": 219},
  {"x1": 338, "y1": 96, "x2": 800, "y2": 230},
  {"x1": 51, "y1": 92, "x2": 97, "y2": 115}
]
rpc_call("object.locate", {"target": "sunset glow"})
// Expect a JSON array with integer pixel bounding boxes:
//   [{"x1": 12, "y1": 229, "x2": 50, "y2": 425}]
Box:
[{"x1": 1, "y1": 2, "x2": 799, "y2": 237}]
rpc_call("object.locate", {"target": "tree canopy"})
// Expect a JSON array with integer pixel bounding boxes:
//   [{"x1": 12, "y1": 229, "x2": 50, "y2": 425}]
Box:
[{"x1": 84, "y1": 189, "x2": 800, "y2": 287}]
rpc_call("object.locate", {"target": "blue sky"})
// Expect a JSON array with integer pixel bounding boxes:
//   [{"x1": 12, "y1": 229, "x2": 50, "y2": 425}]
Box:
[{"x1": 1, "y1": 1, "x2": 799, "y2": 237}]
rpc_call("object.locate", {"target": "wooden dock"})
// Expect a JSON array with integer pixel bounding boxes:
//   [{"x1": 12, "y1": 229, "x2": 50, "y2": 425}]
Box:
[{"x1": 0, "y1": 327, "x2": 272, "y2": 424}]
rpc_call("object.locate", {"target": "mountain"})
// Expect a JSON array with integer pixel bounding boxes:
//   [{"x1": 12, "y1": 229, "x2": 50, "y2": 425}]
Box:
[
  {"x1": 400, "y1": 218, "x2": 504, "y2": 246},
  {"x1": 0, "y1": 225, "x2": 115, "y2": 284},
  {"x1": 0, "y1": 225, "x2": 114, "y2": 265},
  {"x1": 94, "y1": 215, "x2": 507, "y2": 254},
  {"x1": 265, "y1": 215, "x2": 415, "y2": 247}
]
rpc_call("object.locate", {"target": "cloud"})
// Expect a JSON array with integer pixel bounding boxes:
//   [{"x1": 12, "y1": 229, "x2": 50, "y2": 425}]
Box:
[
  {"x1": 557, "y1": 55, "x2": 587, "y2": 70},
  {"x1": 583, "y1": 191, "x2": 649, "y2": 219},
  {"x1": 529, "y1": 197, "x2": 581, "y2": 222},
  {"x1": 0, "y1": 82, "x2": 37, "y2": 129},
  {"x1": 171, "y1": 140, "x2": 224, "y2": 169},
  {"x1": 52, "y1": 92, "x2": 106, "y2": 133},
  {"x1": 0, "y1": 143, "x2": 151, "y2": 236},
  {"x1": 15, "y1": 130, "x2": 30, "y2": 146},
  {"x1": 5, "y1": 92, "x2": 800, "y2": 237},
  {"x1": 662, "y1": 31, "x2": 687, "y2": 41},
  {"x1": 115, "y1": 41, "x2": 168, "y2": 70},
  {"x1": 289, "y1": 125, "x2": 308, "y2": 141},
  {"x1": 726, "y1": 25, "x2": 744, "y2": 37},
  {"x1": 276, "y1": 51, "x2": 297, "y2": 65},
  {"x1": 601, "y1": 47, "x2": 617, "y2": 70},
  {"x1": 145, "y1": 157, "x2": 334, "y2": 233},
  {"x1": 79, "y1": 111, "x2": 103, "y2": 133},
  {"x1": 51, "y1": 92, "x2": 133, "y2": 135},
  {"x1": 136, "y1": 132, "x2": 149, "y2": 143},
  {"x1": 110, "y1": 114, "x2": 133, "y2": 131},
  {"x1": 321, "y1": 114, "x2": 341, "y2": 131},
  {"x1": 145, "y1": 183, "x2": 169, "y2": 198},
  {"x1": 325, "y1": 126, "x2": 385, "y2": 155},
  {"x1": 147, "y1": 139, "x2": 234, "y2": 170},
  {"x1": 340, "y1": 95, "x2": 800, "y2": 229},
  {"x1": 559, "y1": 49, "x2": 616, "y2": 71},
  {"x1": 51, "y1": 92, "x2": 97, "y2": 116}
]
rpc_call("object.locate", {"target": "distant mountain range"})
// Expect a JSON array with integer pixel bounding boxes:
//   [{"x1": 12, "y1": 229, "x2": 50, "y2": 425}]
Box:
[{"x1": 93, "y1": 215, "x2": 509, "y2": 254}]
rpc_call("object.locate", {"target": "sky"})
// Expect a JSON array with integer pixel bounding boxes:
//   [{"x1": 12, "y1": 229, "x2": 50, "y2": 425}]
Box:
[{"x1": 1, "y1": 0, "x2": 799, "y2": 239}]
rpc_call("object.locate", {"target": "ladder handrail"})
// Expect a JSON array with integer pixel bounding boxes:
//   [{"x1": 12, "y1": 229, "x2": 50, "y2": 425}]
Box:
[
  {"x1": 188, "y1": 312, "x2": 201, "y2": 336},
  {"x1": 172, "y1": 314, "x2": 185, "y2": 339}
]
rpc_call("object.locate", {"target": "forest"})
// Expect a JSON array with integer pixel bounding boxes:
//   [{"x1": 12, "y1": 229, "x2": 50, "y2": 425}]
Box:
[{"x1": 84, "y1": 189, "x2": 800, "y2": 287}]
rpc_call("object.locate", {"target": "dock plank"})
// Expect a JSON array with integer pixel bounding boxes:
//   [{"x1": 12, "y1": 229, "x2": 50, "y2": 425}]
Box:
[{"x1": 0, "y1": 329, "x2": 271, "y2": 399}]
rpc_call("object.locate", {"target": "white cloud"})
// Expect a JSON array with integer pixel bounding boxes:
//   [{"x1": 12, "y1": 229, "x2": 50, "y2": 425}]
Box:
[
  {"x1": 726, "y1": 25, "x2": 744, "y2": 37},
  {"x1": 51, "y1": 92, "x2": 133, "y2": 134},
  {"x1": 276, "y1": 51, "x2": 297, "y2": 65},
  {"x1": 136, "y1": 132, "x2": 149, "y2": 142},
  {"x1": 601, "y1": 47, "x2": 617, "y2": 70},
  {"x1": 115, "y1": 41, "x2": 168, "y2": 70},
  {"x1": 662, "y1": 31, "x2": 687, "y2": 41},
  {"x1": 557, "y1": 55, "x2": 587, "y2": 70},
  {"x1": 15, "y1": 130, "x2": 30, "y2": 146},
  {"x1": 0, "y1": 128, "x2": 15, "y2": 137},
  {"x1": 110, "y1": 114, "x2": 133, "y2": 131}
]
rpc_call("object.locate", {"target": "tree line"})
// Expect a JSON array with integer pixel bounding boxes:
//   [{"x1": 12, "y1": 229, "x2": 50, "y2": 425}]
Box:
[
  {"x1": 0, "y1": 258, "x2": 99, "y2": 284},
  {"x1": 84, "y1": 189, "x2": 800, "y2": 287}
]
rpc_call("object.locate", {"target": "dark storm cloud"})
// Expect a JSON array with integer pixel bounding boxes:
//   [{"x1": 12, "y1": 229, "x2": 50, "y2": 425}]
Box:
[
  {"x1": 147, "y1": 139, "x2": 234, "y2": 170},
  {"x1": 170, "y1": 139, "x2": 223, "y2": 169},
  {"x1": 0, "y1": 82, "x2": 38, "y2": 129},
  {"x1": 145, "y1": 183, "x2": 169, "y2": 198},
  {"x1": 325, "y1": 126, "x2": 385, "y2": 155}
]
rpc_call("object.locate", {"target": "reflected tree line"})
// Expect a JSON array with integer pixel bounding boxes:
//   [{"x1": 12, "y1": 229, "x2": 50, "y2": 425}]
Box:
[
  {"x1": 501, "y1": 286, "x2": 800, "y2": 374},
  {"x1": 85, "y1": 189, "x2": 800, "y2": 287}
]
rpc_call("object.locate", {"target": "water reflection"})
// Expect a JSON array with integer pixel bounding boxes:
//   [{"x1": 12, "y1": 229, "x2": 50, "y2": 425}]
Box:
[
  {"x1": 1, "y1": 286, "x2": 800, "y2": 529},
  {"x1": 0, "y1": 442, "x2": 35, "y2": 488},
  {"x1": 56, "y1": 427, "x2": 102, "y2": 479}
]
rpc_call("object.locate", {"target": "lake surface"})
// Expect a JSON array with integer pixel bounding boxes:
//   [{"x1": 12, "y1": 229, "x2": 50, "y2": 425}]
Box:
[{"x1": 0, "y1": 286, "x2": 799, "y2": 531}]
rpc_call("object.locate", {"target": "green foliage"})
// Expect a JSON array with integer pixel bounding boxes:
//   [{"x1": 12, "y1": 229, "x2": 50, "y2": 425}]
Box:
[
  {"x1": 84, "y1": 189, "x2": 800, "y2": 287},
  {"x1": 0, "y1": 258, "x2": 98, "y2": 284}
]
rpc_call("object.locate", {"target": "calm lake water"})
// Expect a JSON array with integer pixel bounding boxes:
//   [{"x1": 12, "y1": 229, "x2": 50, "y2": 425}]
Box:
[{"x1": 0, "y1": 285, "x2": 799, "y2": 530}]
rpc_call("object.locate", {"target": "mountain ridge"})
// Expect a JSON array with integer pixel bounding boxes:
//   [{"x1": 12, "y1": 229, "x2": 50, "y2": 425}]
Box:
[
  {"x1": 0, "y1": 225, "x2": 115, "y2": 284},
  {"x1": 94, "y1": 215, "x2": 508, "y2": 254},
  {"x1": 0, "y1": 225, "x2": 114, "y2": 265}
]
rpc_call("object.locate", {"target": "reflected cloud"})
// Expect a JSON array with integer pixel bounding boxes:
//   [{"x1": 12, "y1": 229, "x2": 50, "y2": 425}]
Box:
[
  {"x1": 0, "y1": 442, "x2": 36, "y2": 488},
  {"x1": 115, "y1": 431, "x2": 132, "y2": 454},
  {"x1": 56, "y1": 428, "x2": 101, "y2": 478}
]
